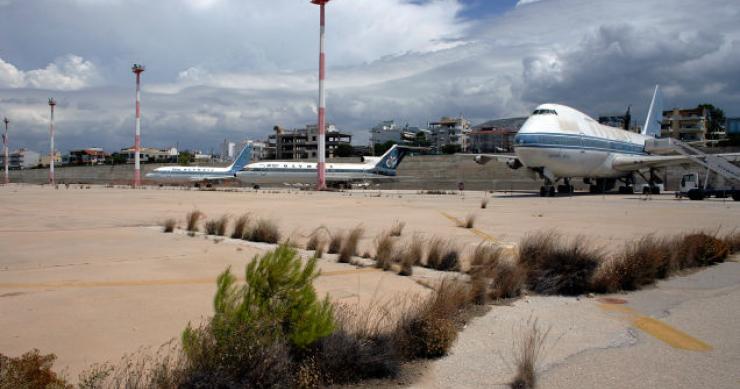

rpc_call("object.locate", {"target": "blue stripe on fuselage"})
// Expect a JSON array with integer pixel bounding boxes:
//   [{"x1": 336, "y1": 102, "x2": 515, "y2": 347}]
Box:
[{"x1": 514, "y1": 133, "x2": 647, "y2": 156}]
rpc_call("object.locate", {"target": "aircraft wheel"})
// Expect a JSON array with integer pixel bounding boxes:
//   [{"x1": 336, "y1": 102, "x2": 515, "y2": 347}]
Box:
[
  {"x1": 548, "y1": 186, "x2": 556, "y2": 197},
  {"x1": 651, "y1": 186, "x2": 660, "y2": 195},
  {"x1": 642, "y1": 187, "x2": 650, "y2": 195},
  {"x1": 732, "y1": 192, "x2": 740, "y2": 201},
  {"x1": 540, "y1": 186, "x2": 547, "y2": 197},
  {"x1": 688, "y1": 189, "x2": 704, "y2": 200}
]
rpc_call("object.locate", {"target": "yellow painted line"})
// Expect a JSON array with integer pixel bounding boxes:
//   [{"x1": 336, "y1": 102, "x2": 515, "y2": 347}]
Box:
[
  {"x1": 0, "y1": 267, "x2": 380, "y2": 290},
  {"x1": 632, "y1": 316, "x2": 712, "y2": 352},
  {"x1": 597, "y1": 303, "x2": 712, "y2": 352},
  {"x1": 439, "y1": 211, "x2": 511, "y2": 249}
]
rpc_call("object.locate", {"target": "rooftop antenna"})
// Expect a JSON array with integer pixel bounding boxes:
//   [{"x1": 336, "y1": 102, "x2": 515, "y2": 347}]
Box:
[
  {"x1": 311, "y1": 0, "x2": 331, "y2": 190},
  {"x1": 48, "y1": 98, "x2": 56, "y2": 185},
  {"x1": 3, "y1": 117, "x2": 8, "y2": 184},
  {"x1": 132, "y1": 64, "x2": 145, "y2": 187}
]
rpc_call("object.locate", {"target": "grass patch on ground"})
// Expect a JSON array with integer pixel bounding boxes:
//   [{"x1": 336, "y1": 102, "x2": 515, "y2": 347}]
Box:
[
  {"x1": 374, "y1": 232, "x2": 395, "y2": 270},
  {"x1": 338, "y1": 225, "x2": 364, "y2": 263},
  {"x1": 245, "y1": 218, "x2": 281, "y2": 244},
  {"x1": 230, "y1": 214, "x2": 250, "y2": 239},
  {"x1": 162, "y1": 218, "x2": 176, "y2": 233},
  {"x1": 185, "y1": 210, "x2": 203, "y2": 236},
  {"x1": 509, "y1": 319, "x2": 550, "y2": 389},
  {"x1": 425, "y1": 237, "x2": 460, "y2": 272},
  {"x1": 389, "y1": 221, "x2": 405, "y2": 237},
  {"x1": 328, "y1": 232, "x2": 343, "y2": 255},
  {"x1": 204, "y1": 215, "x2": 229, "y2": 236}
]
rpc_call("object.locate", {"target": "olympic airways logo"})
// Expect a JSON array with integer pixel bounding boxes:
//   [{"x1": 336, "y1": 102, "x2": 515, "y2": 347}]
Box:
[{"x1": 385, "y1": 150, "x2": 399, "y2": 169}]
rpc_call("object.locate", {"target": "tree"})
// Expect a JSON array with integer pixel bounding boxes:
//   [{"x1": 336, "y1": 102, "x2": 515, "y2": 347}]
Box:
[
  {"x1": 441, "y1": 144, "x2": 461, "y2": 155},
  {"x1": 178, "y1": 151, "x2": 194, "y2": 166},
  {"x1": 373, "y1": 141, "x2": 397, "y2": 156},
  {"x1": 334, "y1": 143, "x2": 353, "y2": 158},
  {"x1": 697, "y1": 104, "x2": 726, "y2": 140}
]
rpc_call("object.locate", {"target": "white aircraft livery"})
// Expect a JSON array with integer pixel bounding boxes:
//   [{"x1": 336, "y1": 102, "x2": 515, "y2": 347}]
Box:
[
  {"x1": 236, "y1": 144, "x2": 413, "y2": 188},
  {"x1": 472, "y1": 86, "x2": 740, "y2": 196},
  {"x1": 145, "y1": 145, "x2": 252, "y2": 182}
]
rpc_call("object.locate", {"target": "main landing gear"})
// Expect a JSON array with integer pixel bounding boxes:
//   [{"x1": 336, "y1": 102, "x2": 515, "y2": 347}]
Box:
[{"x1": 540, "y1": 178, "x2": 573, "y2": 197}]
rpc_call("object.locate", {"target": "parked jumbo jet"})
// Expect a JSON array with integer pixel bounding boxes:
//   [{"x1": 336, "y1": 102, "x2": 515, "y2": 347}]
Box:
[
  {"x1": 471, "y1": 86, "x2": 740, "y2": 196},
  {"x1": 236, "y1": 144, "x2": 414, "y2": 188},
  {"x1": 145, "y1": 144, "x2": 252, "y2": 182}
]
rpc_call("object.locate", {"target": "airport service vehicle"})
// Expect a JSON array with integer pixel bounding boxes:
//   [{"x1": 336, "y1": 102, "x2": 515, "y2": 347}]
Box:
[
  {"x1": 470, "y1": 86, "x2": 740, "y2": 196},
  {"x1": 675, "y1": 172, "x2": 740, "y2": 201},
  {"x1": 236, "y1": 144, "x2": 414, "y2": 189},
  {"x1": 145, "y1": 145, "x2": 252, "y2": 182}
]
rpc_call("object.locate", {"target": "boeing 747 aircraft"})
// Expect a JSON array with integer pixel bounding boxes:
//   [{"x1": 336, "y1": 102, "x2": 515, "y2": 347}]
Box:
[
  {"x1": 236, "y1": 144, "x2": 414, "y2": 188},
  {"x1": 145, "y1": 144, "x2": 252, "y2": 182},
  {"x1": 471, "y1": 86, "x2": 740, "y2": 196}
]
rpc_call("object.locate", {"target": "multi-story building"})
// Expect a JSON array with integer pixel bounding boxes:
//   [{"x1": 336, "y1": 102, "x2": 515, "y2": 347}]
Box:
[
  {"x1": 221, "y1": 140, "x2": 236, "y2": 162},
  {"x1": 236, "y1": 140, "x2": 271, "y2": 161},
  {"x1": 268, "y1": 124, "x2": 352, "y2": 160},
  {"x1": 661, "y1": 107, "x2": 708, "y2": 142},
  {"x1": 39, "y1": 151, "x2": 62, "y2": 167},
  {"x1": 427, "y1": 116, "x2": 471, "y2": 152},
  {"x1": 67, "y1": 148, "x2": 108, "y2": 165},
  {"x1": 369, "y1": 120, "x2": 430, "y2": 148},
  {"x1": 118, "y1": 146, "x2": 178, "y2": 163},
  {"x1": 468, "y1": 117, "x2": 527, "y2": 153},
  {"x1": 1, "y1": 148, "x2": 41, "y2": 169}
]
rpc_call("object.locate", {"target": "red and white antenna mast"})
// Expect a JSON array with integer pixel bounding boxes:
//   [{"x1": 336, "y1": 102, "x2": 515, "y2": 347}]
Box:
[
  {"x1": 311, "y1": 0, "x2": 330, "y2": 190},
  {"x1": 132, "y1": 64, "x2": 145, "y2": 188},
  {"x1": 3, "y1": 117, "x2": 9, "y2": 184},
  {"x1": 48, "y1": 98, "x2": 56, "y2": 185}
]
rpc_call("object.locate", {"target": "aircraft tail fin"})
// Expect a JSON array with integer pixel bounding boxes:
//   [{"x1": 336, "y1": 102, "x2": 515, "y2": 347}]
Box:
[
  {"x1": 227, "y1": 145, "x2": 253, "y2": 173},
  {"x1": 642, "y1": 85, "x2": 663, "y2": 138},
  {"x1": 373, "y1": 145, "x2": 416, "y2": 174}
]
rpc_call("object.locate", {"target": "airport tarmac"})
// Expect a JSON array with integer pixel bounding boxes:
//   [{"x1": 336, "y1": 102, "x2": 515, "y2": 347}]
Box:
[{"x1": 0, "y1": 184, "x2": 739, "y2": 386}]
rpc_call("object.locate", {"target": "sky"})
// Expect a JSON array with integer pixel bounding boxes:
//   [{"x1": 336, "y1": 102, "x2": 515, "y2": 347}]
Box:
[{"x1": 1, "y1": 0, "x2": 739, "y2": 153}]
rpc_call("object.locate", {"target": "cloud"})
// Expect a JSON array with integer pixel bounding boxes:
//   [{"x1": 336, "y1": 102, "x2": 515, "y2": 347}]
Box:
[
  {"x1": 1, "y1": 0, "x2": 740, "y2": 155},
  {"x1": 0, "y1": 55, "x2": 101, "y2": 91},
  {"x1": 516, "y1": 0, "x2": 545, "y2": 6}
]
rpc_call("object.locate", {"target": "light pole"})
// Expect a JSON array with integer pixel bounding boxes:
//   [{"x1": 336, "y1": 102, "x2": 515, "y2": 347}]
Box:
[
  {"x1": 3, "y1": 117, "x2": 8, "y2": 184},
  {"x1": 132, "y1": 64, "x2": 145, "y2": 188},
  {"x1": 48, "y1": 98, "x2": 56, "y2": 185},
  {"x1": 311, "y1": 0, "x2": 330, "y2": 190}
]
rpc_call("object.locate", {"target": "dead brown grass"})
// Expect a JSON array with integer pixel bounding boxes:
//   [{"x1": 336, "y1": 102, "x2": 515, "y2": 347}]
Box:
[
  {"x1": 231, "y1": 214, "x2": 250, "y2": 239},
  {"x1": 425, "y1": 237, "x2": 460, "y2": 271},
  {"x1": 458, "y1": 213, "x2": 476, "y2": 229},
  {"x1": 468, "y1": 244, "x2": 524, "y2": 303},
  {"x1": 374, "y1": 232, "x2": 395, "y2": 271},
  {"x1": 338, "y1": 225, "x2": 364, "y2": 263},
  {"x1": 162, "y1": 218, "x2": 176, "y2": 233},
  {"x1": 389, "y1": 221, "x2": 406, "y2": 237},
  {"x1": 204, "y1": 215, "x2": 229, "y2": 236},
  {"x1": 185, "y1": 210, "x2": 203, "y2": 236},
  {"x1": 246, "y1": 218, "x2": 281, "y2": 244},
  {"x1": 518, "y1": 231, "x2": 601, "y2": 296},
  {"x1": 328, "y1": 232, "x2": 344, "y2": 255},
  {"x1": 481, "y1": 197, "x2": 489, "y2": 209},
  {"x1": 510, "y1": 318, "x2": 550, "y2": 389},
  {"x1": 722, "y1": 230, "x2": 740, "y2": 254}
]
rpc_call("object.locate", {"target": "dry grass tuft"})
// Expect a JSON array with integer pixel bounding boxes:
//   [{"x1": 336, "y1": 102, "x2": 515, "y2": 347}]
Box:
[
  {"x1": 185, "y1": 210, "x2": 203, "y2": 236},
  {"x1": 591, "y1": 235, "x2": 671, "y2": 293},
  {"x1": 246, "y1": 218, "x2": 281, "y2": 244},
  {"x1": 389, "y1": 221, "x2": 406, "y2": 237},
  {"x1": 722, "y1": 230, "x2": 740, "y2": 254},
  {"x1": 231, "y1": 214, "x2": 250, "y2": 239},
  {"x1": 468, "y1": 244, "x2": 525, "y2": 303},
  {"x1": 338, "y1": 225, "x2": 364, "y2": 263},
  {"x1": 328, "y1": 232, "x2": 344, "y2": 255},
  {"x1": 0, "y1": 349, "x2": 71, "y2": 389},
  {"x1": 162, "y1": 218, "x2": 176, "y2": 233},
  {"x1": 374, "y1": 232, "x2": 395, "y2": 270},
  {"x1": 510, "y1": 318, "x2": 550, "y2": 389},
  {"x1": 306, "y1": 226, "x2": 328, "y2": 251},
  {"x1": 408, "y1": 234, "x2": 425, "y2": 266},
  {"x1": 481, "y1": 197, "x2": 489, "y2": 209},
  {"x1": 396, "y1": 279, "x2": 471, "y2": 359},
  {"x1": 425, "y1": 237, "x2": 460, "y2": 272},
  {"x1": 677, "y1": 232, "x2": 729, "y2": 268},
  {"x1": 205, "y1": 215, "x2": 229, "y2": 236},
  {"x1": 518, "y1": 231, "x2": 602, "y2": 296},
  {"x1": 458, "y1": 214, "x2": 476, "y2": 229}
]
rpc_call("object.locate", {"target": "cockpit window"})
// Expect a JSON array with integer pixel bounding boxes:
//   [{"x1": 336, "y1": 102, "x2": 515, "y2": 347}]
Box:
[{"x1": 532, "y1": 109, "x2": 558, "y2": 115}]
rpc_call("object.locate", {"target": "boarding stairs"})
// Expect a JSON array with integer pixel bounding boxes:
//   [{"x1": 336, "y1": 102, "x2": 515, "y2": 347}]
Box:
[{"x1": 644, "y1": 138, "x2": 740, "y2": 185}]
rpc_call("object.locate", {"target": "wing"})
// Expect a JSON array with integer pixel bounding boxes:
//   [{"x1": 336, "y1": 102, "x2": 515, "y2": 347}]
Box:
[
  {"x1": 460, "y1": 153, "x2": 520, "y2": 166},
  {"x1": 612, "y1": 153, "x2": 740, "y2": 171}
]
